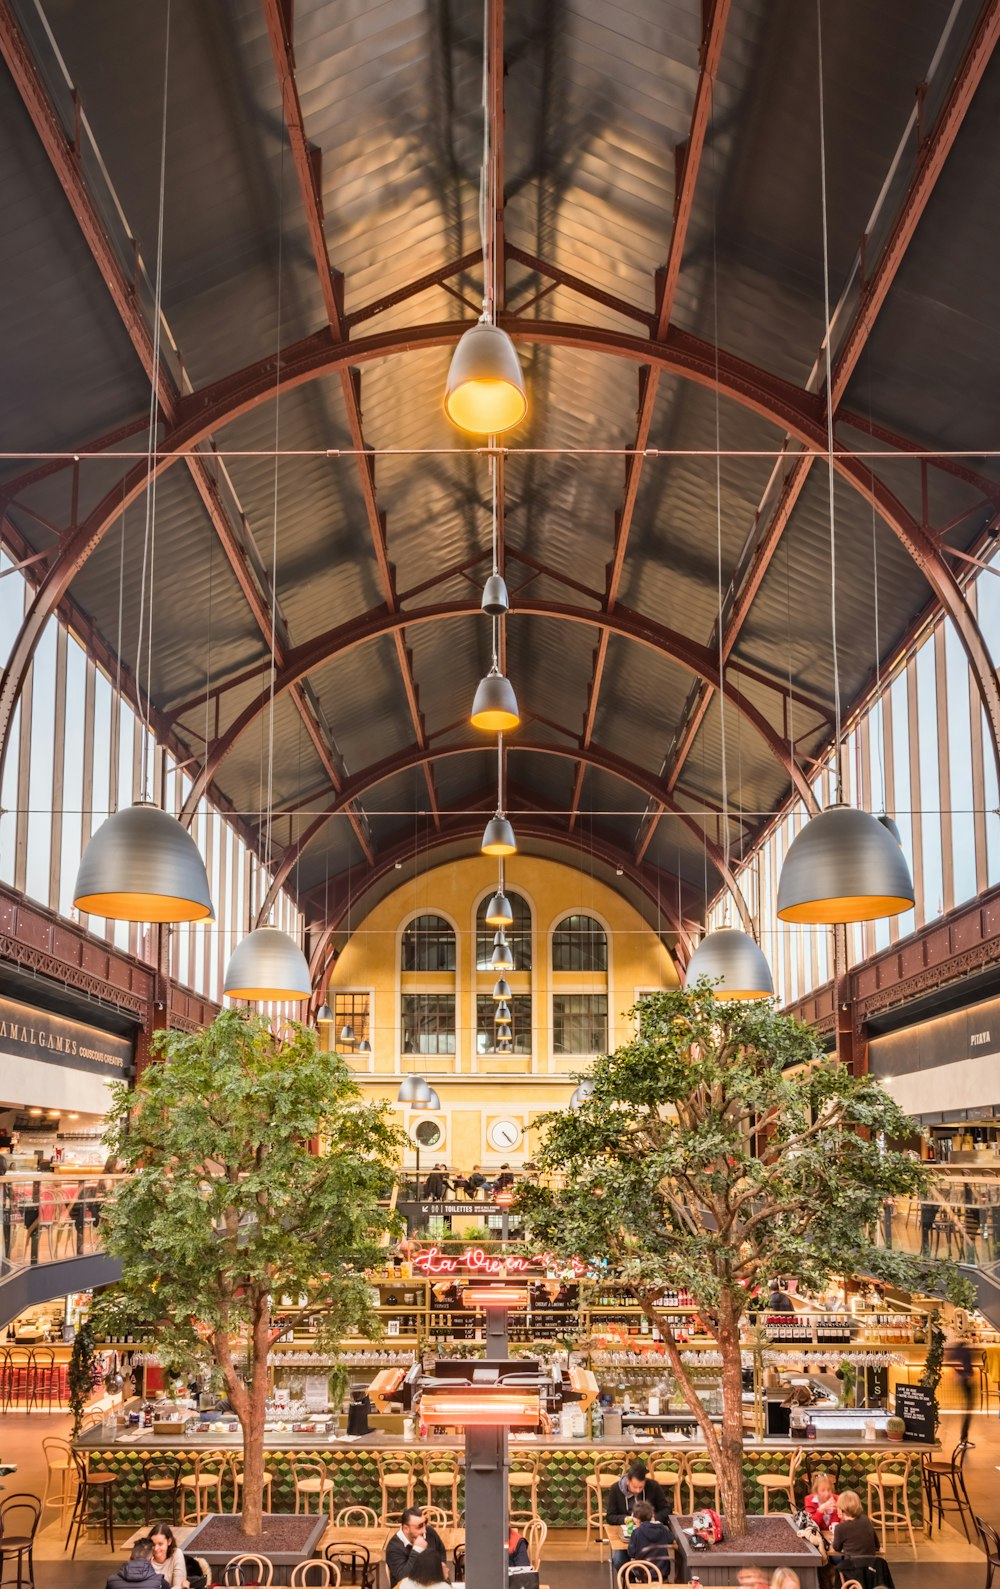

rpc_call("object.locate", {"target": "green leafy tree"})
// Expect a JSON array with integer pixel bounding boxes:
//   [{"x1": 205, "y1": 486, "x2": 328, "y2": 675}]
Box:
[
  {"x1": 517, "y1": 985, "x2": 944, "y2": 1533},
  {"x1": 94, "y1": 1010, "x2": 402, "y2": 1537}
]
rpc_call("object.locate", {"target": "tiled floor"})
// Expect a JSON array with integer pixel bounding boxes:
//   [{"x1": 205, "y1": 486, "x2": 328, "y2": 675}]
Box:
[{"x1": 4, "y1": 1406, "x2": 997, "y2": 1584}]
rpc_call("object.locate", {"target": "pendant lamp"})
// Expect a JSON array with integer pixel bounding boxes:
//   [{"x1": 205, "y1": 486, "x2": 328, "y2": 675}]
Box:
[
  {"x1": 471, "y1": 668, "x2": 519, "y2": 732},
  {"x1": 777, "y1": 803, "x2": 914, "y2": 924},
  {"x1": 398, "y1": 1074, "x2": 431, "y2": 1104},
  {"x1": 684, "y1": 927, "x2": 773, "y2": 1001},
  {"x1": 482, "y1": 815, "x2": 517, "y2": 856},
  {"x1": 481, "y1": 574, "x2": 510, "y2": 616},
  {"x1": 73, "y1": 801, "x2": 213, "y2": 923},
  {"x1": 493, "y1": 977, "x2": 512, "y2": 1001},
  {"x1": 485, "y1": 890, "x2": 514, "y2": 928},
  {"x1": 358, "y1": 1038, "x2": 372, "y2": 1054},
  {"x1": 339, "y1": 1023, "x2": 356, "y2": 1045},
  {"x1": 224, "y1": 925, "x2": 311, "y2": 1001},
  {"x1": 444, "y1": 321, "x2": 527, "y2": 435},
  {"x1": 315, "y1": 1002, "x2": 335, "y2": 1025},
  {"x1": 495, "y1": 1002, "x2": 511, "y2": 1021},
  {"x1": 569, "y1": 1080, "x2": 594, "y2": 1108},
  {"x1": 491, "y1": 940, "x2": 514, "y2": 971},
  {"x1": 415, "y1": 1086, "x2": 441, "y2": 1111}
]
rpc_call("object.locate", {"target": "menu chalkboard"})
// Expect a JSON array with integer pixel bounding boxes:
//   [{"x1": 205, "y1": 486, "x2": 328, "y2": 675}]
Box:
[{"x1": 894, "y1": 1384, "x2": 936, "y2": 1442}]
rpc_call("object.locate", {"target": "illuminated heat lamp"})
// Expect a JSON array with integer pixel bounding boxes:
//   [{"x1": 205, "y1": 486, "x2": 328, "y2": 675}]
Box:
[
  {"x1": 460, "y1": 1284, "x2": 529, "y2": 1309},
  {"x1": 493, "y1": 1189, "x2": 515, "y2": 1209},
  {"x1": 419, "y1": 1391, "x2": 540, "y2": 1428}
]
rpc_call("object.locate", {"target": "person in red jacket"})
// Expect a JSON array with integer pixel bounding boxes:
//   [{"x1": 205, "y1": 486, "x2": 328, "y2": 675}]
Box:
[{"x1": 803, "y1": 1471, "x2": 841, "y2": 1534}]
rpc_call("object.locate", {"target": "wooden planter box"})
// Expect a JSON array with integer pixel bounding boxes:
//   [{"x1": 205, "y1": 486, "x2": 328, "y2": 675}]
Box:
[
  {"x1": 184, "y1": 1513, "x2": 327, "y2": 1585},
  {"x1": 673, "y1": 1514, "x2": 822, "y2": 1588}
]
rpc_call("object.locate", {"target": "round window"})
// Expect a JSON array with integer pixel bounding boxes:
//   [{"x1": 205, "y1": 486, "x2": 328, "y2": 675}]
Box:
[{"x1": 414, "y1": 1118, "x2": 443, "y2": 1148}]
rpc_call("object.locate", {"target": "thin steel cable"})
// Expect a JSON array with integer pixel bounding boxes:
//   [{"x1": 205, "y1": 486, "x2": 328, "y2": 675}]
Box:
[
  {"x1": 264, "y1": 132, "x2": 287, "y2": 895},
  {"x1": 709, "y1": 78, "x2": 731, "y2": 896},
  {"x1": 479, "y1": 0, "x2": 490, "y2": 316},
  {"x1": 816, "y1": 0, "x2": 842, "y2": 800}
]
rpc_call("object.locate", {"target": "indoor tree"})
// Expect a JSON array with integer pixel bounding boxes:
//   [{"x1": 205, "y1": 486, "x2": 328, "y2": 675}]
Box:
[
  {"x1": 517, "y1": 984, "x2": 949, "y2": 1534},
  {"x1": 94, "y1": 1009, "x2": 401, "y2": 1537}
]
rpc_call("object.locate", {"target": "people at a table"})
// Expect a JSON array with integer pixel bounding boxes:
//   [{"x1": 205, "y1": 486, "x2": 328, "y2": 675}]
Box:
[
  {"x1": 493, "y1": 1164, "x2": 515, "y2": 1193},
  {"x1": 626, "y1": 1499, "x2": 674, "y2": 1576},
  {"x1": 106, "y1": 1540, "x2": 168, "y2": 1589},
  {"x1": 146, "y1": 1524, "x2": 188, "y2": 1589},
  {"x1": 466, "y1": 1165, "x2": 488, "y2": 1198},
  {"x1": 421, "y1": 1165, "x2": 451, "y2": 1200},
  {"x1": 385, "y1": 1507, "x2": 447, "y2": 1587},
  {"x1": 396, "y1": 1552, "x2": 450, "y2": 1589},
  {"x1": 606, "y1": 1460, "x2": 673, "y2": 1576},
  {"x1": 829, "y1": 1489, "x2": 880, "y2": 1567},
  {"x1": 804, "y1": 1470, "x2": 841, "y2": 1533}
]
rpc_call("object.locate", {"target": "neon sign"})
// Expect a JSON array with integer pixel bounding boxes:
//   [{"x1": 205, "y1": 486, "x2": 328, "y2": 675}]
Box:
[{"x1": 413, "y1": 1244, "x2": 587, "y2": 1278}]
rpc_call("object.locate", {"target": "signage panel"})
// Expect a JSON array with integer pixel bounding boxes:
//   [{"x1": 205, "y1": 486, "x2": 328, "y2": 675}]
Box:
[
  {"x1": 894, "y1": 1384, "x2": 936, "y2": 1443},
  {"x1": 0, "y1": 993, "x2": 133, "y2": 1078}
]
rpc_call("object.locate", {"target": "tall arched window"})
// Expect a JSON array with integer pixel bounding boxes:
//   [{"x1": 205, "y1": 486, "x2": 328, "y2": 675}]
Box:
[
  {"x1": 476, "y1": 891, "x2": 532, "y2": 970},
  {"x1": 401, "y1": 913, "x2": 456, "y2": 972},
  {"x1": 552, "y1": 913, "x2": 607, "y2": 971}
]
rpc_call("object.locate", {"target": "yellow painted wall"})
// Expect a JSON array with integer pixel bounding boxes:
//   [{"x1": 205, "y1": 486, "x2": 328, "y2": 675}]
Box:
[{"x1": 323, "y1": 853, "x2": 675, "y2": 1173}]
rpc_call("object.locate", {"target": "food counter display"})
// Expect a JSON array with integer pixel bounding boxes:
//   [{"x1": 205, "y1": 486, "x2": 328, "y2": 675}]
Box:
[{"x1": 74, "y1": 1424, "x2": 933, "y2": 1528}]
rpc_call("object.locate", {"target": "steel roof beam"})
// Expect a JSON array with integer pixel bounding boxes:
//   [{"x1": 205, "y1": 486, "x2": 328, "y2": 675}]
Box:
[
  {"x1": 655, "y1": 0, "x2": 1000, "y2": 835},
  {"x1": 568, "y1": 0, "x2": 731, "y2": 830},
  {"x1": 262, "y1": 0, "x2": 438, "y2": 831}
]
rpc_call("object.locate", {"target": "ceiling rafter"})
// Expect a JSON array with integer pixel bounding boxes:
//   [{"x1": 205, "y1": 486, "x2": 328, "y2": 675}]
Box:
[
  {"x1": 568, "y1": 0, "x2": 732, "y2": 832},
  {"x1": 261, "y1": 0, "x2": 439, "y2": 831},
  {"x1": 648, "y1": 0, "x2": 1000, "y2": 856},
  {"x1": 0, "y1": 0, "x2": 375, "y2": 865}
]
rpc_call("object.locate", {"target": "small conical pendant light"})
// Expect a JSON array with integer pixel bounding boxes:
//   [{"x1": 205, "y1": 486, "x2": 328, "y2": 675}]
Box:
[
  {"x1": 569, "y1": 1079, "x2": 594, "y2": 1108},
  {"x1": 481, "y1": 574, "x2": 510, "y2": 616},
  {"x1": 495, "y1": 1002, "x2": 511, "y2": 1022},
  {"x1": 482, "y1": 815, "x2": 516, "y2": 856},
  {"x1": 485, "y1": 890, "x2": 514, "y2": 928},
  {"x1": 490, "y1": 939, "x2": 514, "y2": 971},
  {"x1": 398, "y1": 1074, "x2": 431, "y2": 1104},
  {"x1": 777, "y1": 803, "x2": 914, "y2": 924},
  {"x1": 339, "y1": 1023, "x2": 356, "y2": 1045},
  {"x1": 471, "y1": 667, "x2": 519, "y2": 732},
  {"x1": 224, "y1": 925, "x2": 311, "y2": 1001},
  {"x1": 73, "y1": 801, "x2": 214, "y2": 923},
  {"x1": 414, "y1": 1086, "x2": 441, "y2": 1111},
  {"x1": 493, "y1": 977, "x2": 511, "y2": 1001},
  {"x1": 315, "y1": 1002, "x2": 335, "y2": 1025},
  {"x1": 685, "y1": 927, "x2": 773, "y2": 1001},
  {"x1": 357, "y1": 1037, "x2": 372, "y2": 1054},
  {"x1": 445, "y1": 320, "x2": 526, "y2": 434}
]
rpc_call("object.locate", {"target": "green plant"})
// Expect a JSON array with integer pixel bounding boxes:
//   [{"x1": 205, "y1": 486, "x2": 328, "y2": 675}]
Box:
[
  {"x1": 838, "y1": 1360, "x2": 858, "y2": 1407},
  {"x1": 886, "y1": 1414, "x2": 906, "y2": 1440},
  {"x1": 68, "y1": 1319, "x2": 98, "y2": 1435},
  {"x1": 517, "y1": 984, "x2": 943, "y2": 1534},
  {"x1": 94, "y1": 1009, "x2": 402, "y2": 1537},
  {"x1": 919, "y1": 1316, "x2": 946, "y2": 1431}
]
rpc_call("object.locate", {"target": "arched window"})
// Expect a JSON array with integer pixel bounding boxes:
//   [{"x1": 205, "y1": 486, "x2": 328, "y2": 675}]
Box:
[
  {"x1": 476, "y1": 891, "x2": 532, "y2": 971},
  {"x1": 401, "y1": 913, "x2": 456, "y2": 972},
  {"x1": 552, "y1": 913, "x2": 607, "y2": 972}
]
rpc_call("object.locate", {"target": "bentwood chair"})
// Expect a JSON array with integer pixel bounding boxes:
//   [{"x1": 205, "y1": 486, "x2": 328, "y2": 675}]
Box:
[
  {"x1": 616, "y1": 1565, "x2": 663, "y2": 1589},
  {"x1": 507, "y1": 1450, "x2": 539, "y2": 1521},
  {"x1": 227, "y1": 1452, "x2": 274, "y2": 1515},
  {"x1": 178, "y1": 1455, "x2": 225, "y2": 1524},
  {"x1": 866, "y1": 1453, "x2": 918, "y2": 1558},
  {"x1": 141, "y1": 1459, "x2": 181, "y2": 1523},
  {"x1": 586, "y1": 1454, "x2": 621, "y2": 1554},
  {"x1": 42, "y1": 1436, "x2": 77, "y2": 1529},
  {"x1": 66, "y1": 1449, "x2": 117, "y2": 1556},
  {"x1": 648, "y1": 1449, "x2": 685, "y2": 1513},
  {"x1": 758, "y1": 1447, "x2": 802, "y2": 1514},
  {"x1": 684, "y1": 1451, "x2": 721, "y2": 1513},
  {"x1": 293, "y1": 1459, "x2": 335, "y2": 1519},
  {"x1": 376, "y1": 1451, "x2": 417, "y2": 1525},
  {"x1": 0, "y1": 1494, "x2": 42, "y2": 1589},
  {"x1": 524, "y1": 1518, "x2": 547, "y2": 1572},
  {"x1": 290, "y1": 1564, "x2": 340, "y2": 1588},
  {"x1": 975, "y1": 1515, "x2": 1000, "y2": 1589},
  {"x1": 422, "y1": 1448, "x2": 460, "y2": 1522},
  {"x1": 328, "y1": 1508, "x2": 379, "y2": 1589},
  {"x1": 222, "y1": 1554, "x2": 274, "y2": 1586},
  {"x1": 924, "y1": 1438, "x2": 975, "y2": 1540}
]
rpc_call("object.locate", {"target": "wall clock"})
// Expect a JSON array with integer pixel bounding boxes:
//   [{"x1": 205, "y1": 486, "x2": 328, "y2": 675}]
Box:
[{"x1": 488, "y1": 1118, "x2": 522, "y2": 1151}]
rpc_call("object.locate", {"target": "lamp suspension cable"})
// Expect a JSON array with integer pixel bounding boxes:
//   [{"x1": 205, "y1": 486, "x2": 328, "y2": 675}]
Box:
[{"x1": 816, "y1": 0, "x2": 842, "y2": 802}]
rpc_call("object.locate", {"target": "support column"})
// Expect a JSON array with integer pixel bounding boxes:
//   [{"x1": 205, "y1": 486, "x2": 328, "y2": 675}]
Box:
[{"x1": 463, "y1": 1307, "x2": 510, "y2": 1589}]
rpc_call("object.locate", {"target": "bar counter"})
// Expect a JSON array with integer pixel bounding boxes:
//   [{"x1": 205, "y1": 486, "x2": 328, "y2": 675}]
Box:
[{"x1": 75, "y1": 1425, "x2": 932, "y2": 1527}]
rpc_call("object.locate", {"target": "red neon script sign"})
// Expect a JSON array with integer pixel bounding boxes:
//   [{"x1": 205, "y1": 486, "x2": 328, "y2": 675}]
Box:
[{"x1": 413, "y1": 1245, "x2": 586, "y2": 1277}]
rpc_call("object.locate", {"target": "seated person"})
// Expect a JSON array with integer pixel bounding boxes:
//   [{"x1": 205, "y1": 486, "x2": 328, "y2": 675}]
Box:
[
  {"x1": 466, "y1": 1165, "x2": 488, "y2": 1197},
  {"x1": 607, "y1": 1461, "x2": 673, "y2": 1576},
  {"x1": 767, "y1": 1279, "x2": 795, "y2": 1313},
  {"x1": 507, "y1": 1525, "x2": 531, "y2": 1567},
  {"x1": 396, "y1": 1552, "x2": 449, "y2": 1589},
  {"x1": 421, "y1": 1164, "x2": 450, "y2": 1200},
  {"x1": 106, "y1": 1541, "x2": 167, "y2": 1589},
  {"x1": 627, "y1": 1499, "x2": 674, "y2": 1578},
  {"x1": 829, "y1": 1489, "x2": 880, "y2": 1564},
  {"x1": 803, "y1": 1470, "x2": 841, "y2": 1533},
  {"x1": 493, "y1": 1163, "x2": 515, "y2": 1193},
  {"x1": 385, "y1": 1508, "x2": 447, "y2": 1588}
]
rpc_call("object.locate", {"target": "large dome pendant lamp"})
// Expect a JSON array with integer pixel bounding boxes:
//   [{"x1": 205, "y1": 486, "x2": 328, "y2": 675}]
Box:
[
  {"x1": 73, "y1": 800, "x2": 214, "y2": 923},
  {"x1": 777, "y1": 803, "x2": 914, "y2": 924},
  {"x1": 777, "y1": 29, "x2": 915, "y2": 931},
  {"x1": 685, "y1": 926, "x2": 773, "y2": 1001},
  {"x1": 224, "y1": 925, "x2": 311, "y2": 1002},
  {"x1": 398, "y1": 1074, "x2": 432, "y2": 1104}
]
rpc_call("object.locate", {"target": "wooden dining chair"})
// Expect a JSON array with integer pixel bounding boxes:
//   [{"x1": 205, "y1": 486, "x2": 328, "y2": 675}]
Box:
[{"x1": 222, "y1": 1553, "x2": 273, "y2": 1586}]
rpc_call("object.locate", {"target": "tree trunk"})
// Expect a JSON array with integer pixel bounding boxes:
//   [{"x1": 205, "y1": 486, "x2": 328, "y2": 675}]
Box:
[
  {"x1": 716, "y1": 1296, "x2": 748, "y2": 1535},
  {"x1": 240, "y1": 1304, "x2": 273, "y2": 1537}
]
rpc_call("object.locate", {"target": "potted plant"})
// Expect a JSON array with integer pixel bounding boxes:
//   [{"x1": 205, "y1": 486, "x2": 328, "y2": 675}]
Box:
[{"x1": 886, "y1": 1415, "x2": 906, "y2": 1442}]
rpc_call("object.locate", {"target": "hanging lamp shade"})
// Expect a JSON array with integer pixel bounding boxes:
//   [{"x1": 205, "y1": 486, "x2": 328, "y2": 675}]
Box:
[
  {"x1": 339, "y1": 1023, "x2": 356, "y2": 1044},
  {"x1": 471, "y1": 669, "x2": 520, "y2": 732},
  {"x1": 569, "y1": 1080, "x2": 595, "y2": 1108},
  {"x1": 684, "y1": 927, "x2": 773, "y2": 1001},
  {"x1": 491, "y1": 941, "x2": 515, "y2": 971},
  {"x1": 73, "y1": 800, "x2": 213, "y2": 923},
  {"x1": 398, "y1": 1074, "x2": 431, "y2": 1104},
  {"x1": 481, "y1": 574, "x2": 510, "y2": 616},
  {"x1": 493, "y1": 977, "x2": 512, "y2": 1001},
  {"x1": 485, "y1": 890, "x2": 514, "y2": 928},
  {"x1": 878, "y1": 813, "x2": 902, "y2": 845},
  {"x1": 224, "y1": 926, "x2": 311, "y2": 1001},
  {"x1": 482, "y1": 815, "x2": 517, "y2": 856},
  {"x1": 315, "y1": 1002, "x2": 335, "y2": 1025},
  {"x1": 357, "y1": 1038, "x2": 372, "y2": 1054},
  {"x1": 495, "y1": 1002, "x2": 511, "y2": 1021},
  {"x1": 444, "y1": 321, "x2": 527, "y2": 434},
  {"x1": 777, "y1": 802, "x2": 915, "y2": 924},
  {"x1": 415, "y1": 1086, "x2": 441, "y2": 1111}
]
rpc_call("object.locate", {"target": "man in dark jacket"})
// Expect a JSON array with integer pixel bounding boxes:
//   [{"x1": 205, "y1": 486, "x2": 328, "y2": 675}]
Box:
[
  {"x1": 106, "y1": 1542, "x2": 167, "y2": 1589},
  {"x1": 421, "y1": 1165, "x2": 450, "y2": 1200},
  {"x1": 607, "y1": 1463, "x2": 673, "y2": 1576},
  {"x1": 627, "y1": 1500, "x2": 674, "y2": 1579},
  {"x1": 384, "y1": 1508, "x2": 447, "y2": 1587}
]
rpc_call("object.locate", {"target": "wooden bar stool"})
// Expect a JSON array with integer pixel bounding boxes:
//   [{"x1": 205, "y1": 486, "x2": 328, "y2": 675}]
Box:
[
  {"x1": 141, "y1": 1460, "x2": 181, "y2": 1523},
  {"x1": 27, "y1": 1348, "x2": 57, "y2": 1414},
  {"x1": 376, "y1": 1452, "x2": 417, "y2": 1526},
  {"x1": 507, "y1": 1451, "x2": 539, "y2": 1521},
  {"x1": 923, "y1": 1438, "x2": 974, "y2": 1540},
  {"x1": 758, "y1": 1449, "x2": 802, "y2": 1514},
  {"x1": 293, "y1": 1459, "x2": 335, "y2": 1519},
  {"x1": 228, "y1": 1453, "x2": 275, "y2": 1515},
  {"x1": 649, "y1": 1450, "x2": 684, "y2": 1514},
  {"x1": 586, "y1": 1455, "x2": 622, "y2": 1555},
  {"x1": 866, "y1": 1453, "x2": 918, "y2": 1558},
  {"x1": 684, "y1": 1453, "x2": 721, "y2": 1513},
  {"x1": 42, "y1": 1437, "x2": 77, "y2": 1529},
  {"x1": 422, "y1": 1449, "x2": 460, "y2": 1523},
  {"x1": 178, "y1": 1455, "x2": 225, "y2": 1524},
  {"x1": 66, "y1": 1451, "x2": 117, "y2": 1557}
]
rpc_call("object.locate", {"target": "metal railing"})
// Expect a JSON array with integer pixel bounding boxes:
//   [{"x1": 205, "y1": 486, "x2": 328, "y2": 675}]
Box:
[
  {"x1": 0, "y1": 1172, "x2": 127, "y2": 1274},
  {"x1": 880, "y1": 1172, "x2": 1000, "y2": 1269}
]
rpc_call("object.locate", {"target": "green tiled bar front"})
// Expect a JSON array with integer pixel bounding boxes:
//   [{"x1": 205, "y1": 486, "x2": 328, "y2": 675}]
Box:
[{"x1": 75, "y1": 1438, "x2": 928, "y2": 1529}]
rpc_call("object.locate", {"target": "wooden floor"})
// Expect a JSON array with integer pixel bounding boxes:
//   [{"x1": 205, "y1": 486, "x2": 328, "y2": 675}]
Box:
[{"x1": 8, "y1": 1406, "x2": 997, "y2": 1586}]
